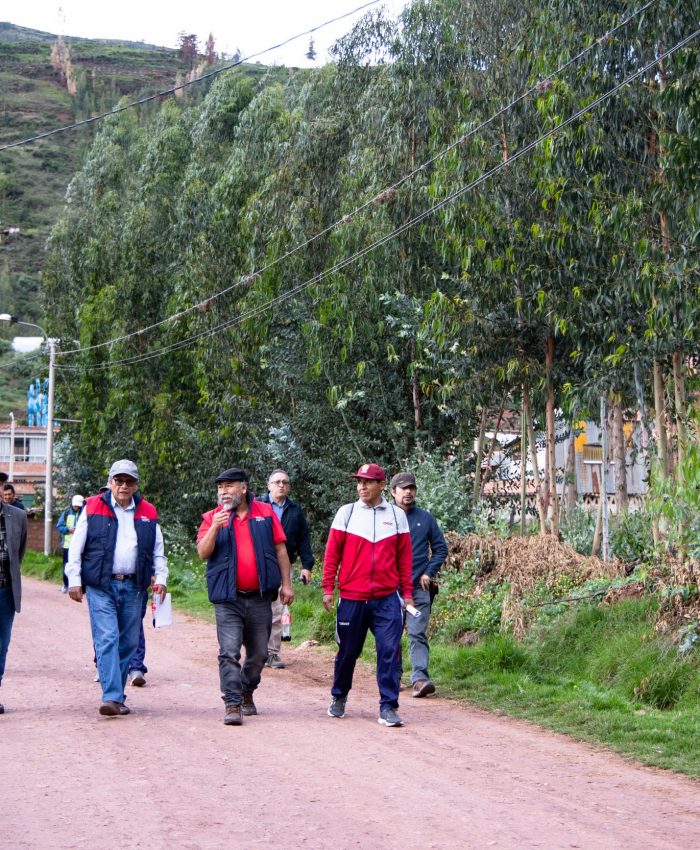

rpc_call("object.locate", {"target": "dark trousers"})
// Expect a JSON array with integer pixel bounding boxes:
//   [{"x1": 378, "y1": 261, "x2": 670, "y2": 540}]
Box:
[
  {"x1": 332, "y1": 593, "x2": 403, "y2": 711},
  {"x1": 0, "y1": 585, "x2": 16, "y2": 685},
  {"x1": 129, "y1": 591, "x2": 149, "y2": 674},
  {"x1": 214, "y1": 595, "x2": 272, "y2": 706},
  {"x1": 62, "y1": 548, "x2": 69, "y2": 589}
]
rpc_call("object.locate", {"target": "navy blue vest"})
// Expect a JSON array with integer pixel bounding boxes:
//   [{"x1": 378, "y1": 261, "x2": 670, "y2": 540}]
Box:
[
  {"x1": 205, "y1": 500, "x2": 281, "y2": 603},
  {"x1": 79, "y1": 492, "x2": 158, "y2": 591}
]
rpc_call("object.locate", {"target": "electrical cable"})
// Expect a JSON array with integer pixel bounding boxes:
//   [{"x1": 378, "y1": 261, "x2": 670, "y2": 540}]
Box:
[
  {"x1": 56, "y1": 25, "x2": 700, "y2": 373},
  {"x1": 56, "y1": 0, "x2": 660, "y2": 358},
  {"x1": 0, "y1": 0, "x2": 382, "y2": 153}
]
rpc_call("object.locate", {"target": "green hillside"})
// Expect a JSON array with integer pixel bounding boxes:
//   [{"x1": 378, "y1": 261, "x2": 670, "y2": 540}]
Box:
[{"x1": 0, "y1": 23, "x2": 187, "y2": 417}]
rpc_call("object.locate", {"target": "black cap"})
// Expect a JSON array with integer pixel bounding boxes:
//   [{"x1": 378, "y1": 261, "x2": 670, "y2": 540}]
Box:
[{"x1": 215, "y1": 467, "x2": 248, "y2": 484}]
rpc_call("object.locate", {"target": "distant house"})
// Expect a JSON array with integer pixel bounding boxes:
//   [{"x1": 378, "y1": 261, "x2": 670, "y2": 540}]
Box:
[{"x1": 0, "y1": 424, "x2": 50, "y2": 508}]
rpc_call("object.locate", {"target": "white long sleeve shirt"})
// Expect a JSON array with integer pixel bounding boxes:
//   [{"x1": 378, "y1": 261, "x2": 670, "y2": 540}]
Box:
[{"x1": 66, "y1": 494, "x2": 168, "y2": 588}]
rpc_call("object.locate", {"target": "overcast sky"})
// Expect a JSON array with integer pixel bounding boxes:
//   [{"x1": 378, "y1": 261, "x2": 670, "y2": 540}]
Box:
[{"x1": 6, "y1": 0, "x2": 408, "y2": 66}]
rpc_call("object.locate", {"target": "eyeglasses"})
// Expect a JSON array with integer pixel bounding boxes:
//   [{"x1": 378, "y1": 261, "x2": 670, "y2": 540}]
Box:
[
  {"x1": 112, "y1": 477, "x2": 138, "y2": 487},
  {"x1": 270, "y1": 479, "x2": 290, "y2": 486}
]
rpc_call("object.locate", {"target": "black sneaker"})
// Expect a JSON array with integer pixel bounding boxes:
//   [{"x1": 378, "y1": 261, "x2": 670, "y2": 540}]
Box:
[
  {"x1": 378, "y1": 707, "x2": 403, "y2": 727},
  {"x1": 267, "y1": 653, "x2": 285, "y2": 669},
  {"x1": 327, "y1": 696, "x2": 347, "y2": 718}
]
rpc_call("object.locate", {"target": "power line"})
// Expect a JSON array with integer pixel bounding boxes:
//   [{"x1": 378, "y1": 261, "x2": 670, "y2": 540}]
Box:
[
  {"x1": 57, "y1": 0, "x2": 659, "y2": 359},
  {"x1": 0, "y1": 1, "x2": 382, "y2": 153},
  {"x1": 57, "y1": 24, "x2": 700, "y2": 373}
]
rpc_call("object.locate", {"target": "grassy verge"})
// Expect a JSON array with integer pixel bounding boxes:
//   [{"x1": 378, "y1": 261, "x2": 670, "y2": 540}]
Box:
[{"x1": 23, "y1": 551, "x2": 700, "y2": 776}]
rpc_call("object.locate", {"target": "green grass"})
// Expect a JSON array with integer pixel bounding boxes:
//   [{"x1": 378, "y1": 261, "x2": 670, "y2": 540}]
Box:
[{"x1": 21, "y1": 550, "x2": 700, "y2": 776}]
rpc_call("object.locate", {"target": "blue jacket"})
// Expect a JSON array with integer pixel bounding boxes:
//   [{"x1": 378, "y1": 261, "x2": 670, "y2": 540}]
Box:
[
  {"x1": 257, "y1": 493, "x2": 314, "y2": 570},
  {"x1": 403, "y1": 505, "x2": 448, "y2": 585},
  {"x1": 202, "y1": 498, "x2": 282, "y2": 603},
  {"x1": 79, "y1": 492, "x2": 158, "y2": 592}
]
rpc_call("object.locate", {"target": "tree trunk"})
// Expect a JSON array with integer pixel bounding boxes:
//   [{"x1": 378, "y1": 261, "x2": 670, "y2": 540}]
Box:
[
  {"x1": 520, "y1": 396, "x2": 527, "y2": 535},
  {"x1": 672, "y1": 349, "x2": 686, "y2": 474},
  {"x1": 473, "y1": 407, "x2": 488, "y2": 505},
  {"x1": 545, "y1": 333, "x2": 559, "y2": 536},
  {"x1": 523, "y1": 384, "x2": 547, "y2": 534},
  {"x1": 410, "y1": 339, "x2": 422, "y2": 435},
  {"x1": 564, "y1": 433, "x2": 577, "y2": 516},
  {"x1": 612, "y1": 398, "x2": 628, "y2": 515},
  {"x1": 653, "y1": 360, "x2": 669, "y2": 478}
]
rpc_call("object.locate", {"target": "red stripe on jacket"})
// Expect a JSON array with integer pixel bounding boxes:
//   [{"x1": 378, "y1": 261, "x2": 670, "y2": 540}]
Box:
[{"x1": 322, "y1": 499, "x2": 413, "y2": 600}]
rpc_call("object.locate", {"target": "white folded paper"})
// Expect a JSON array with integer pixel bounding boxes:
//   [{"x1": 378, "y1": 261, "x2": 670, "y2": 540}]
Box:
[{"x1": 153, "y1": 592, "x2": 173, "y2": 628}]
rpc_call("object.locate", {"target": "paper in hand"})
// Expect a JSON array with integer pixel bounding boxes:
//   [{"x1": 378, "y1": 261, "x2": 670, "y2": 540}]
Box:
[{"x1": 153, "y1": 592, "x2": 173, "y2": 628}]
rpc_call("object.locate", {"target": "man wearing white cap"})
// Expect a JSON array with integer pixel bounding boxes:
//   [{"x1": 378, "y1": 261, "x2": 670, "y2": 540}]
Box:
[
  {"x1": 56, "y1": 494, "x2": 85, "y2": 593},
  {"x1": 66, "y1": 460, "x2": 168, "y2": 717}
]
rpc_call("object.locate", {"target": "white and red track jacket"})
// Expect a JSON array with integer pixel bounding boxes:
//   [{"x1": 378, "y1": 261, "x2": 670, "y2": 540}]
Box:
[{"x1": 322, "y1": 497, "x2": 413, "y2": 601}]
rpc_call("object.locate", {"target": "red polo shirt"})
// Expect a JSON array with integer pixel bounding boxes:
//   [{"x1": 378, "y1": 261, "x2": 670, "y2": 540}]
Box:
[{"x1": 198, "y1": 500, "x2": 286, "y2": 591}]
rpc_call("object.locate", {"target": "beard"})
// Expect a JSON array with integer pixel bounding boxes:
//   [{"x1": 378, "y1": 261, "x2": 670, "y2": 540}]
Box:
[{"x1": 219, "y1": 492, "x2": 244, "y2": 510}]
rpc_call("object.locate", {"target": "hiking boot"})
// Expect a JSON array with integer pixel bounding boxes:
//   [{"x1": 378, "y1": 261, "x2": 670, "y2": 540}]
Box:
[
  {"x1": 267, "y1": 653, "x2": 285, "y2": 669},
  {"x1": 129, "y1": 669, "x2": 146, "y2": 687},
  {"x1": 241, "y1": 692, "x2": 257, "y2": 716},
  {"x1": 378, "y1": 707, "x2": 403, "y2": 727},
  {"x1": 327, "y1": 696, "x2": 347, "y2": 718},
  {"x1": 412, "y1": 679, "x2": 436, "y2": 698},
  {"x1": 224, "y1": 704, "x2": 242, "y2": 726}
]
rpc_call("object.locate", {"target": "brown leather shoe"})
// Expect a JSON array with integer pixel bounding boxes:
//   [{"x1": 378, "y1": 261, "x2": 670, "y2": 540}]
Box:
[
  {"x1": 99, "y1": 700, "x2": 122, "y2": 716},
  {"x1": 241, "y1": 692, "x2": 257, "y2": 716},
  {"x1": 224, "y1": 704, "x2": 242, "y2": 726},
  {"x1": 117, "y1": 703, "x2": 131, "y2": 715},
  {"x1": 412, "y1": 680, "x2": 436, "y2": 698}
]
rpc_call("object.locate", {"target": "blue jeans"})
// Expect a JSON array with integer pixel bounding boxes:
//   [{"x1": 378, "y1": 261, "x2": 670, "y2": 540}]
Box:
[
  {"x1": 407, "y1": 585, "x2": 432, "y2": 683},
  {"x1": 214, "y1": 595, "x2": 272, "y2": 706},
  {"x1": 332, "y1": 593, "x2": 404, "y2": 711},
  {"x1": 87, "y1": 580, "x2": 144, "y2": 704},
  {"x1": 0, "y1": 585, "x2": 16, "y2": 686},
  {"x1": 129, "y1": 591, "x2": 149, "y2": 674}
]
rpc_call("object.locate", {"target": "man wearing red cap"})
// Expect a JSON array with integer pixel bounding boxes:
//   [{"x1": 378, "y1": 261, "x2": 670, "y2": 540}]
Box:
[{"x1": 322, "y1": 463, "x2": 413, "y2": 727}]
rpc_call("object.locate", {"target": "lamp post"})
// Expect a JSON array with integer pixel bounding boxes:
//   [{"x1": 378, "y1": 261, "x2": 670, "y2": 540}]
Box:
[{"x1": 0, "y1": 314, "x2": 56, "y2": 555}]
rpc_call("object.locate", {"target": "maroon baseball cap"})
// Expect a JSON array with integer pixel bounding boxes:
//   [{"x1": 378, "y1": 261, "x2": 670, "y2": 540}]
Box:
[{"x1": 350, "y1": 463, "x2": 386, "y2": 481}]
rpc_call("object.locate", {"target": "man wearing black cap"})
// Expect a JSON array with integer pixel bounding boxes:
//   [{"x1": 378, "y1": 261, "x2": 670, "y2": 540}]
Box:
[
  {"x1": 391, "y1": 471, "x2": 447, "y2": 698},
  {"x1": 197, "y1": 467, "x2": 294, "y2": 726},
  {"x1": 322, "y1": 463, "x2": 414, "y2": 727}
]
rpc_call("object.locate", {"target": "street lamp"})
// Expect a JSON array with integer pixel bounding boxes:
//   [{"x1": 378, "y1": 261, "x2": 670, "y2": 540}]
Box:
[{"x1": 0, "y1": 313, "x2": 56, "y2": 556}]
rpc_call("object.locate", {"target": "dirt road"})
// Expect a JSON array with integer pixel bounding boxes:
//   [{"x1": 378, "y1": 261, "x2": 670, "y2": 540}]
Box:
[{"x1": 1, "y1": 577, "x2": 698, "y2": 850}]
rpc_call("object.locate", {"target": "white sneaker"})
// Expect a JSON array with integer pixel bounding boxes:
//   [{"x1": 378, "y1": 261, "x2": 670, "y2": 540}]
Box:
[
  {"x1": 93, "y1": 671, "x2": 100, "y2": 683},
  {"x1": 129, "y1": 669, "x2": 146, "y2": 687}
]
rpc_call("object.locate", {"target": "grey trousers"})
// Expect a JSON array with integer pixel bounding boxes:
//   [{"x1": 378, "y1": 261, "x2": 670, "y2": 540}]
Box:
[{"x1": 407, "y1": 585, "x2": 432, "y2": 683}]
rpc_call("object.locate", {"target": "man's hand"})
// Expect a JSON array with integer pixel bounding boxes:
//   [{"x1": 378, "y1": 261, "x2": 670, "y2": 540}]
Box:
[
  {"x1": 279, "y1": 584, "x2": 294, "y2": 605},
  {"x1": 300, "y1": 569, "x2": 312, "y2": 585},
  {"x1": 152, "y1": 584, "x2": 167, "y2": 603},
  {"x1": 323, "y1": 593, "x2": 335, "y2": 613},
  {"x1": 68, "y1": 586, "x2": 83, "y2": 603},
  {"x1": 403, "y1": 597, "x2": 415, "y2": 609},
  {"x1": 419, "y1": 573, "x2": 431, "y2": 591}
]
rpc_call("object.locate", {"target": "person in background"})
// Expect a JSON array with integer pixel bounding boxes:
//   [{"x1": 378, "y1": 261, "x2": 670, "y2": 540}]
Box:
[
  {"x1": 2, "y1": 484, "x2": 25, "y2": 511},
  {"x1": 197, "y1": 467, "x2": 294, "y2": 726},
  {"x1": 390, "y1": 472, "x2": 447, "y2": 698},
  {"x1": 322, "y1": 463, "x2": 413, "y2": 727},
  {"x1": 56, "y1": 495, "x2": 85, "y2": 593},
  {"x1": 0, "y1": 492, "x2": 27, "y2": 715},
  {"x1": 67, "y1": 460, "x2": 168, "y2": 717},
  {"x1": 257, "y1": 468, "x2": 314, "y2": 669}
]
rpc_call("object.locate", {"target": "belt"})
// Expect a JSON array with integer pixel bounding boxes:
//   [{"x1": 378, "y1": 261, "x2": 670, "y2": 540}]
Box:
[
  {"x1": 111, "y1": 573, "x2": 135, "y2": 581},
  {"x1": 236, "y1": 589, "x2": 261, "y2": 597}
]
